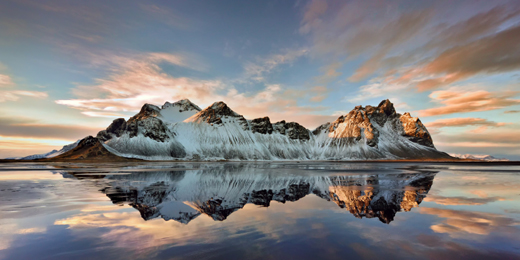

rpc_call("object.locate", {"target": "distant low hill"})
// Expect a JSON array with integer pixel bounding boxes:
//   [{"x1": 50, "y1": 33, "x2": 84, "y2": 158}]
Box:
[{"x1": 449, "y1": 154, "x2": 509, "y2": 161}]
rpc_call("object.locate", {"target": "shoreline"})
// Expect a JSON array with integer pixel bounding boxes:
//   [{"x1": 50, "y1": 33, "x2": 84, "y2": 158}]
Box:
[{"x1": 1, "y1": 158, "x2": 519, "y2": 165}]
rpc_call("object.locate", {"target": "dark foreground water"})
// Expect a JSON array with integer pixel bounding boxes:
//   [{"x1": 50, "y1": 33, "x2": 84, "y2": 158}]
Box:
[{"x1": 0, "y1": 162, "x2": 519, "y2": 260}]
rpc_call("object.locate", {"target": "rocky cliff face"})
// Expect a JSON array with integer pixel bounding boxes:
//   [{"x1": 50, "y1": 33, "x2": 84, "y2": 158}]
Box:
[{"x1": 313, "y1": 99, "x2": 434, "y2": 149}]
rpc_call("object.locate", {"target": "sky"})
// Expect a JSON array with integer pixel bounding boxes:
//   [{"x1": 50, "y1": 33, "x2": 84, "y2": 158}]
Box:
[{"x1": 0, "y1": 0, "x2": 519, "y2": 159}]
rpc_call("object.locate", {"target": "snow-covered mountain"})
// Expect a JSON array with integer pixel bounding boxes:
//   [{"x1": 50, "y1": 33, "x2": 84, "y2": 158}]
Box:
[
  {"x1": 449, "y1": 154, "x2": 509, "y2": 161},
  {"x1": 90, "y1": 98, "x2": 450, "y2": 161},
  {"x1": 77, "y1": 164, "x2": 437, "y2": 224},
  {"x1": 16, "y1": 140, "x2": 80, "y2": 160}
]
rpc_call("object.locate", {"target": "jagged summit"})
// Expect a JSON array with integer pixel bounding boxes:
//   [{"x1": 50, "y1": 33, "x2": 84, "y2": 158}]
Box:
[
  {"x1": 186, "y1": 101, "x2": 245, "y2": 125},
  {"x1": 314, "y1": 99, "x2": 434, "y2": 149},
  {"x1": 162, "y1": 99, "x2": 201, "y2": 112},
  {"x1": 377, "y1": 99, "x2": 396, "y2": 115},
  {"x1": 24, "y1": 98, "x2": 451, "y2": 161}
]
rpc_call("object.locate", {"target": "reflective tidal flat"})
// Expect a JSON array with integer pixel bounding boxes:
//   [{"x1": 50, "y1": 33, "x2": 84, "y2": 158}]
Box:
[{"x1": 1, "y1": 162, "x2": 519, "y2": 260}]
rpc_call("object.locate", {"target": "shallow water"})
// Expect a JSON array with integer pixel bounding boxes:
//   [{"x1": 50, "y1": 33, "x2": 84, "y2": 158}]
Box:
[{"x1": 0, "y1": 162, "x2": 519, "y2": 260}]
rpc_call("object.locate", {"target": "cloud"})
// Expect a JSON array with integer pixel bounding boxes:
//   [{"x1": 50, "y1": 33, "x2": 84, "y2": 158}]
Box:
[
  {"x1": 432, "y1": 124, "x2": 520, "y2": 158},
  {"x1": 299, "y1": 1, "x2": 520, "y2": 95},
  {"x1": 345, "y1": 216, "x2": 519, "y2": 259},
  {"x1": 55, "y1": 50, "x2": 331, "y2": 128},
  {"x1": 300, "y1": 0, "x2": 432, "y2": 58},
  {"x1": 436, "y1": 130, "x2": 520, "y2": 144},
  {"x1": 346, "y1": 76, "x2": 410, "y2": 103},
  {"x1": 470, "y1": 190, "x2": 489, "y2": 198},
  {"x1": 393, "y1": 15, "x2": 520, "y2": 92},
  {"x1": 313, "y1": 62, "x2": 342, "y2": 85},
  {"x1": 425, "y1": 117, "x2": 507, "y2": 133},
  {"x1": 0, "y1": 66, "x2": 48, "y2": 102},
  {"x1": 504, "y1": 110, "x2": 520, "y2": 114},
  {"x1": 81, "y1": 111, "x2": 130, "y2": 118},
  {"x1": 0, "y1": 136, "x2": 74, "y2": 158},
  {"x1": 424, "y1": 195, "x2": 505, "y2": 206},
  {"x1": 435, "y1": 125, "x2": 520, "y2": 150},
  {"x1": 55, "y1": 52, "x2": 225, "y2": 112},
  {"x1": 243, "y1": 48, "x2": 308, "y2": 82},
  {"x1": 418, "y1": 89, "x2": 520, "y2": 116},
  {"x1": 347, "y1": 10, "x2": 433, "y2": 82},
  {"x1": 419, "y1": 207, "x2": 519, "y2": 238},
  {"x1": 0, "y1": 116, "x2": 99, "y2": 140},
  {"x1": 0, "y1": 90, "x2": 48, "y2": 102},
  {"x1": 0, "y1": 74, "x2": 14, "y2": 87},
  {"x1": 418, "y1": 25, "x2": 520, "y2": 87},
  {"x1": 140, "y1": 4, "x2": 191, "y2": 29}
]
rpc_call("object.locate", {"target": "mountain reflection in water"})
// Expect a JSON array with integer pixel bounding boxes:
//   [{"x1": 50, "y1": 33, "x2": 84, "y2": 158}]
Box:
[{"x1": 59, "y1": 164, "x2": 437, "y2": 224}]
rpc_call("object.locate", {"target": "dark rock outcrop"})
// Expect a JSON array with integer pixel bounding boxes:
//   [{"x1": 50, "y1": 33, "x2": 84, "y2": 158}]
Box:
[
  {"x1": 273, "y1": 120, "x2": 310, "y2": 140},
  {"x1": 250, "y1": 117, "x2": 273, "y2": 134},
  {"x1": 97, "y1": 104, "x2": 172, "y2": 143},
  {"x1": 97, "y1": 118, "x2": 127, "y2": 141}
]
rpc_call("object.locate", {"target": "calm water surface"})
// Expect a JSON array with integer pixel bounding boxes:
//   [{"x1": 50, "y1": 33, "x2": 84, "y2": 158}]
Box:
[{"x1": 0, "y1": 162, "x2": 519, "y2": 259}]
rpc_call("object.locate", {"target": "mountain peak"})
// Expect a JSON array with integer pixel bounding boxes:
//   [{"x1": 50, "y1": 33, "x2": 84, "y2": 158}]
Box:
[
  {"x1": 377, "y1": 99, "x2": 396, "y2": 116},
  {"x1": 162, "y1": 99, "x2": 201, "y2": 112},
  {"x1": 134, "y1": 103, "x2": 161, "y2": 120},
  {"x1": 201, "y1": 101, "x2": 242, "y2": 118}
]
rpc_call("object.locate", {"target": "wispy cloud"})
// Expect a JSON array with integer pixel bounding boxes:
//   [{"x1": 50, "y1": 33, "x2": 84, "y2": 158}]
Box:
[
  {"x1": 425, "y1": 117, "x2": 507, "y2": 133},
  {"x1": 0, "y1": 116, "x2": 99, "y2": 140},
  {"x1": 0, "y1": 74, "x2": 14, "y2": 87},
  {"x1": 346, "y1": 76, "x2": 410, "y2": 103},
  {"x1": 0, "y1": 70, "x2": 48, "y2": 102},
  {"x1": 300, "y1": 0, "x2": 520, "y2": 104},
  {"x1": 0, "y1": 90, "x2": 48, "y2": 102},
  {"x1": 55, "y1": 49, "x2": 332, "y2": 128},
  {"x1": 140, "y1": 4, "x2": 191, "y2": 29},
  {"x1": 419, "y1": 207, "x2": 519, "y2": 237},
  {"x1": 424, "y1": 195, "x2": 505, "y2": 206},
  {"x1": 504, "y1": 110, "x2": 520, "y2": 114},
  {"x1": 418, "y1": 89, "x2": 520, "y2": 117},
  {"x1": 243, "y1": 48, "x2": 308, "y2": 82}
]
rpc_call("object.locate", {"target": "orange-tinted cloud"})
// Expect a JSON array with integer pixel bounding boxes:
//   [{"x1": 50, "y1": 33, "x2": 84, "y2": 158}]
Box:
[
  {"x1": 0, "y1": 116, "x2": 99, "y2": 140},
  {"x1": 301, "y1": 1, "x2": 520, "y2": 86},
  {"x1": 303, "y1": 2, "x2": 520, "y2": 100},
  {"x1": 419, "y1": 207, "x2": 519, "y2": 238},
  {"x1": 504, "y1": 110, "x2": 520, "y2": 114},
  {"x1": 425, "y1": 117, "x2": 506, "y2": 129},
  {"x1": 55, "y1": 51, "x2": 332, "y2": 128},
  {"x1": 0, "y1": 90, "x2": 48, "y2": 102},
  {"x1": 348, "y1": 10, "x2": 432, "y2": 82},
  {"x1": 424, "y1": 195, "x2": 505, "y2": 206},
  {"x1": 418, "y1": 89, "x2": 520, "y2": 117},
  {"x1": 0, "y1": 74, "x2": 13, "y2": 87},
  {"x1": 421, "y1": 25, "x2": 520, "y2": 83},
  {"x1": 0, "y1": 69, "x2": 48, "y2": 102}
]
